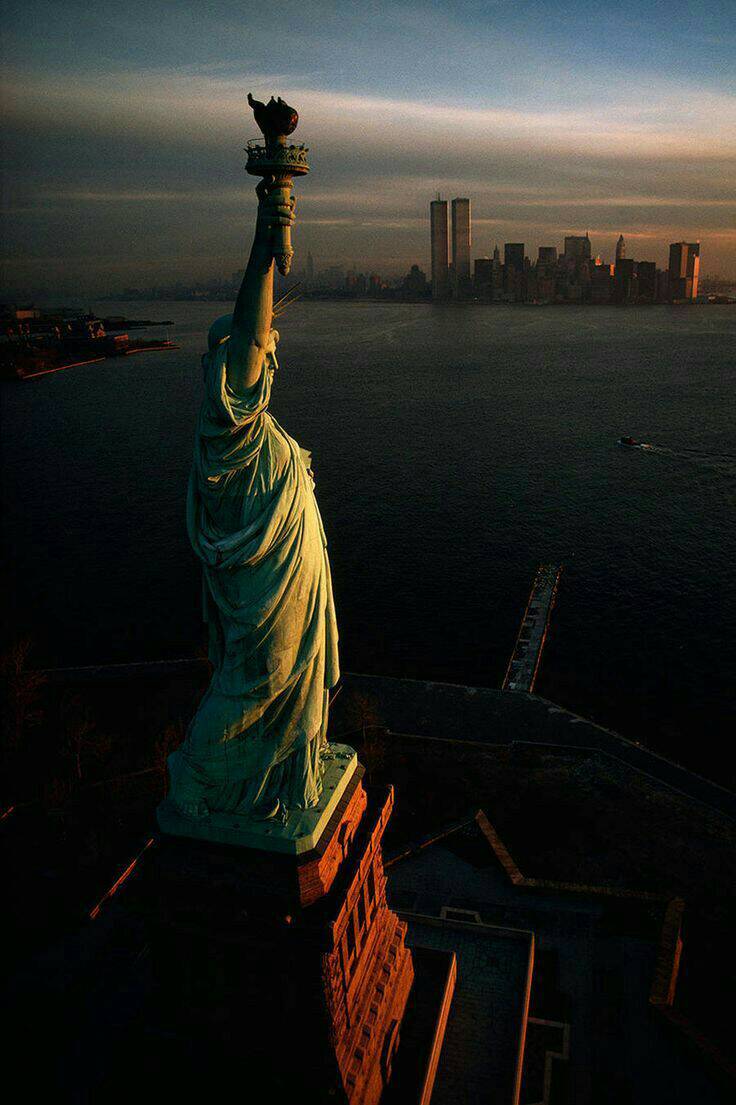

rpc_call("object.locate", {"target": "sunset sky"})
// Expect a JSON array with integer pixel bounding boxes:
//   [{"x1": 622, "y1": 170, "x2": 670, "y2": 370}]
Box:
[{"x1": 2, "y1": 0, "x2": 735, "y2": 294}]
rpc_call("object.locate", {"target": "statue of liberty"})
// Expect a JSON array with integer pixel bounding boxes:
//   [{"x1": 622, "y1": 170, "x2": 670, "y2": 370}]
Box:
[{"x1": 164, "y1": 98, "x2": 339, "y2": 824}]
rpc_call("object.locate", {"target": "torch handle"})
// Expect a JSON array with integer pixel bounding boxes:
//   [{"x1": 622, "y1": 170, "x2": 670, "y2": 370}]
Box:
[{"x1": 270, "y1": 179, "x2": 294, "y2": 276}]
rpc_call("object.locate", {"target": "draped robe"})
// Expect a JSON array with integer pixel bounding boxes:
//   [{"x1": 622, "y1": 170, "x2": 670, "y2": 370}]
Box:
[{"x1": 167, "y1": 331, "x2": 339, "y2": 816}]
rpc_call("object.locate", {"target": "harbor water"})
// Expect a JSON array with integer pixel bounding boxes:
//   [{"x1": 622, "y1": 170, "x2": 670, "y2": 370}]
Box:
[{"x1": 2, "y1": 301, "x2": 734, "y2": 785}]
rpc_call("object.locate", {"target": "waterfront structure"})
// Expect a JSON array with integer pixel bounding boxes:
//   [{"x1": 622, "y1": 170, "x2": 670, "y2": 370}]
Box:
[
  {"x1": 430, "y1": 197, "x2": 450, "y2": 299},
  {"x1": 616, "y1": 234, "x2": 626, "y2": 262},
  {"x1": 451, "y1": 197, "x2": 471, "y2": 297},
  {"x1": 503, "y1": 564, "x2": 562, "y2": 693},
  {"x1": 668, "y1": 241, "x2": 700, "y2": 301},
  {"x1": 11, "y1": 658, "x2": 733, "y2": 1104}
]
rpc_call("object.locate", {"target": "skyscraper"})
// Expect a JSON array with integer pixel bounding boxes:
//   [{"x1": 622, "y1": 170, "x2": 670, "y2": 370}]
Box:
[
  {"x1": 474, "y1": 257, "x2": 492, "y2": 297},
  {"x1": 614, "y1": 258, "x2": 636, "y2": 303},
  {"x1": 538, "y1": 246, "x2": 558, "y2": 265},
  {"x1": 451, "y1": 198, "x2": 471, "y2": 297},
  {"x1": 504, "y1": 243, "x2": 525, "y2": 274},
  {"x1": 491, "y1": 244, "x2": 503, "y2": 298},
  {"x1": 536, "y1": 246, "x2": 558, "y2": 301},
  {"x1": 668, "y1": 242, "x2": 700, "y2": 301},
  {"x1": 504, "y1": 243, "x2": 526, "y2": 301},
  {"x1": 615, "y1": 235, "x2": 626, "y2": 262},
  {"x1": 636, "y1": 261, "x2": 656, "y2": 303},
  {"x1": 564, "y1": 234, "x2": 591, "y2": 261},
  {"x1": 430, "y1": 198, "x2": 450, "y2": 300}
]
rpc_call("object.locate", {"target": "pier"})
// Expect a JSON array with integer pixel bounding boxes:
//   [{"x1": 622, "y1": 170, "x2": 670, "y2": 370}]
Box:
[{"x1": 502, "y1": 564, "x2": 562, "y2": 693}]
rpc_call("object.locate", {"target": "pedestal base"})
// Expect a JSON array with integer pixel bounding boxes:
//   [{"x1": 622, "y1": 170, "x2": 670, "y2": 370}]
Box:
[
  {"x1": 156, "y1": 743, "x2": 358, "y2": 855},
  {"x1": 144, "y1": 779, "x2": 415, "y2": 1104}
]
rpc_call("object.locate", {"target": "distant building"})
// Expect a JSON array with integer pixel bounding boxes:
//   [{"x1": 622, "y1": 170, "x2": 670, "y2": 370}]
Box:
[
  {"x1": 504, "y1": 243, "x2": 525, "y2": 300},
  {"x1": 614, "y1": 258, "x2": 636, "y2": 303},
  {"x1": 474, "y1": 257, "x2": 493, "y2": 298},
  {"x1": 451, "y1": 198, "x2": 471, "y2": 298},
  {"x1": 590, "y1": 261, "x2": 613, "y2": 304},
  {"x1": 491, "y1": 244, "x2": 503, "y2": 297},
  {"x1": 615, "y1": 235, "x2": 626, "y2": 262},
  {"x1": 317, "y1": 265, "x2": 345, "y2": 291},
  {"x1": 401, "y1": 264, "x2": 428, "y2": 298},
  {"x1": 668, "y1": 242, "x2": 700, "y2": 301},
  {"x1": 430, "y1": 199, "x2": 450, "y2": 300},
  {"x1": 564, "y1": 234, "x2": 591, "y2": 261},
  {"x1": 344, "y1": 272, "x2": 368, "y2": 297},
  {"x1": 656, "y1": 268, "x2": 670, "y2": 303},
  {"x1": 504, "y1": 243, "x2": 525, "y2": 274},
  {"x1": 637, "y1": 261, "x2": 657, "y2": 303},
  {"x1": 536, "y1": 247, "x2": 558, "y2": 299}
]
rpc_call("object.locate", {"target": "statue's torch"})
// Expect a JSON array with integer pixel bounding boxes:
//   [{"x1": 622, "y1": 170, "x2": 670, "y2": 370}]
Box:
[{"x1": 246, "y1": 93, "x2": 310, "y2": 276}]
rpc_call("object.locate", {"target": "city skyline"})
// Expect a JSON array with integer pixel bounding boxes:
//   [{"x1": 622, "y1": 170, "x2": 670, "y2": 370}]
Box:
[
  {"x1": 2, "y1": 0, "x2": 736, "y2": 296},
  {"x1": 426, "y1": 198, "x2": 704, "y2": 304}
]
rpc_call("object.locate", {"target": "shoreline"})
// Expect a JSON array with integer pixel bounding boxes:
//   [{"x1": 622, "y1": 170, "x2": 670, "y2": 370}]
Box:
[{"x1": 7, "y1": 341, "x2": 179, "y2": 381}]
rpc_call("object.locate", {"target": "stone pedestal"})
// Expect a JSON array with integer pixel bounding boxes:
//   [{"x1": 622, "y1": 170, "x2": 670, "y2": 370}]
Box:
[{"x1": 143, "y1": 769, "x2": 414, "y2": 1105}]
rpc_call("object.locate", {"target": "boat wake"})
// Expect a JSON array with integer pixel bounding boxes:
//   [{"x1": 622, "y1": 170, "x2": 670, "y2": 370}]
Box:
[{"x1": 634, "y1": 443, "x2": 736, "y2": 474}]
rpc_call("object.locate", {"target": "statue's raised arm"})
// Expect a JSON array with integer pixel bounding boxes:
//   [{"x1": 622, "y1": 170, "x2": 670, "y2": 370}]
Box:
[
  {"x1": 227, "y1": 94, "x2": 308, "y2": 394},
  {"x1": 227, "y1": 182, "x2": 294, "y2": 393}
]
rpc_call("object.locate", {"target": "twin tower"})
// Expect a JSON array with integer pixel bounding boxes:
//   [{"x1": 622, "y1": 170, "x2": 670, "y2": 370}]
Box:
[{"x1": 430, "y1": 196, "x2": 470, "y2": 299}]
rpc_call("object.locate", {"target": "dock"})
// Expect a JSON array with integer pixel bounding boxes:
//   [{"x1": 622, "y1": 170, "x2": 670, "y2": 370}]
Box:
[{"x1": 502, "y1": 564, "x2": 562, "y2": 693}]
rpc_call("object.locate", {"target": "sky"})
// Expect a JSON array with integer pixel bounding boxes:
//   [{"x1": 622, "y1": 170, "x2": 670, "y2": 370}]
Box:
[{"x1": 2, "y1": 0, "x2": 735, "y2": 295}]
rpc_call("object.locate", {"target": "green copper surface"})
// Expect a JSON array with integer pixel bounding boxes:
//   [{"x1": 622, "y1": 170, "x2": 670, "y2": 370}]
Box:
[
  {"x1": 158, "y1": 744, "x2": 356, "y2": 854},
  {"x1": 161, "y1": 100, "x2": 340, "y2": 843}
]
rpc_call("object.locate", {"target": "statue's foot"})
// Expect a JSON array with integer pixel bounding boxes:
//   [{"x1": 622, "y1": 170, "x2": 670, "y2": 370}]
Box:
[
  {"x1": 176, "y1": 797, "x2": 210, "y2": 821},
  {"x1": 252, "y1": 797, "x2": 281, "y2": 821}
]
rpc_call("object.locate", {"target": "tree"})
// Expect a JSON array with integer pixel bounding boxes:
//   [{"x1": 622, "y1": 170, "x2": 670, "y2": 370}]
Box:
[{"x1": 0, "y1": 637, "x2": 47, "y2": 754}]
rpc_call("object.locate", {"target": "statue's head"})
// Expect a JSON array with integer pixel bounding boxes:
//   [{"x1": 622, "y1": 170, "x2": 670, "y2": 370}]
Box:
[{"x1": 208, "y1": 313, "x2": 233, "y2": 350}]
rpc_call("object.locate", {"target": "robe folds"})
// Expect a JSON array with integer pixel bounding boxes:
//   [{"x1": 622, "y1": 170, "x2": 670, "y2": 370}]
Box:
[{"x1": 167, "y1": 336, "x2": 339, "y2": 816}]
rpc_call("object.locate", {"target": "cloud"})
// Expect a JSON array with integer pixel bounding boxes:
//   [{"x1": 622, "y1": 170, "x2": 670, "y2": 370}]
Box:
[
  {"x1": 5, "y1": 65, "x2": 736, "y2": 159},
  {"x1": 2, "y1": 60, "x2": 735, "y2": 289}
]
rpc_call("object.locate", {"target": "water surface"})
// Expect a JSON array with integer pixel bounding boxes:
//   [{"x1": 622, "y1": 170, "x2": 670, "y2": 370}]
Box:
[{"x1": 2, "y1": 301, "x2": 734, "y2": 783}]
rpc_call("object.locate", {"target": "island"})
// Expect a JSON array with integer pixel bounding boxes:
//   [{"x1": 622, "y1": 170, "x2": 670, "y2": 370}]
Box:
[{"x1": 0, "y1": 306, "x2": 178, "y2": 379}]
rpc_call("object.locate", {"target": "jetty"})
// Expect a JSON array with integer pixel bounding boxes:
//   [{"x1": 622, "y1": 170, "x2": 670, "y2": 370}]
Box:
[{"x1": 502, "y1": 563, "x2": 562, "y2": 692}]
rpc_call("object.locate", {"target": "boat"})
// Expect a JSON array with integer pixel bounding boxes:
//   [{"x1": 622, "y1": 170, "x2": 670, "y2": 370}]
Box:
[{"x1": 618, "y1": 435, "x2": 652, "y2": 450}]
